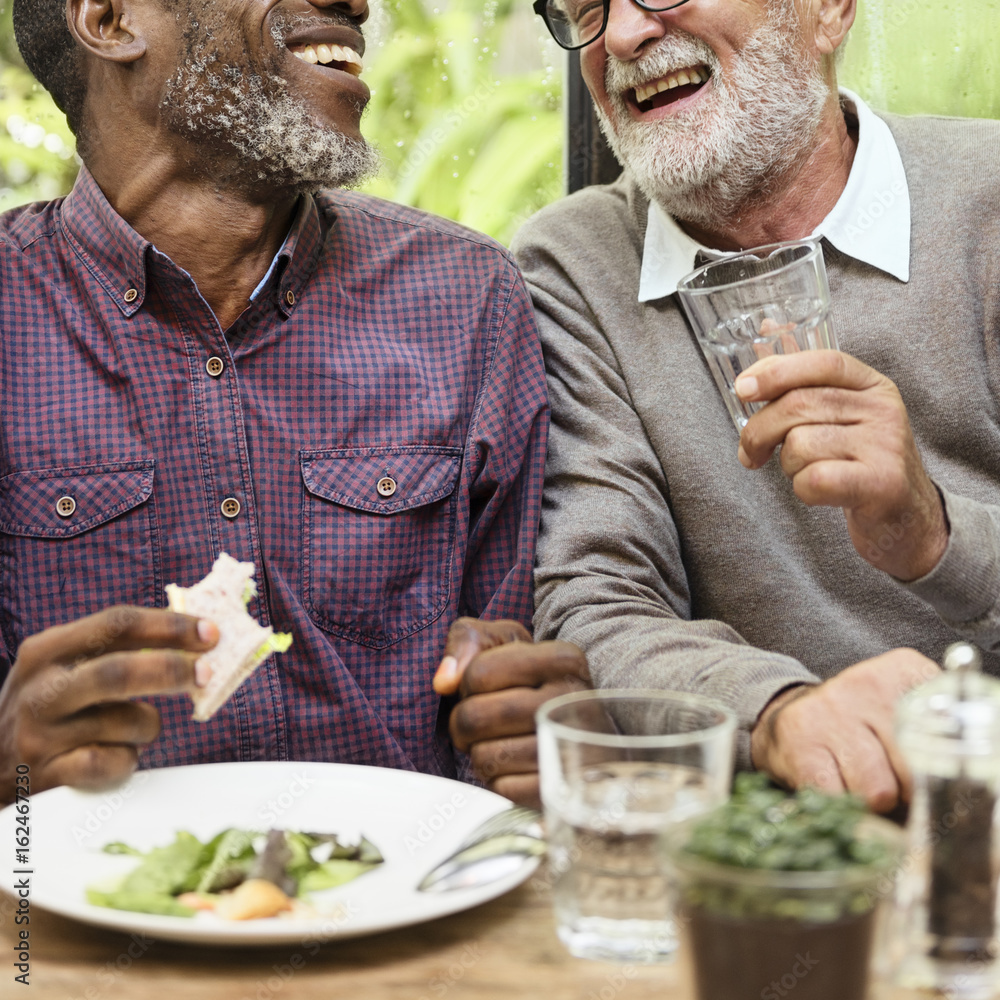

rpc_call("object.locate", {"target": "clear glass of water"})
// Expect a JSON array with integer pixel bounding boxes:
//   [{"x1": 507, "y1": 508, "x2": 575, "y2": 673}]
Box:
[
  {"x1": 675, "y1": 240, "x2": 839, "y2": 432},
  {"x1": 536, "y1": 690, "x2": 736, "y2": 963}
]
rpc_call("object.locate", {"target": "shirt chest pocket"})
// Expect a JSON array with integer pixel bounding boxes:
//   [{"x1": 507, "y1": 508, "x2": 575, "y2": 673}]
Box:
[
  {"x1": 0, "y1": 461, "x2": 160, "y2": 653},
  {"x1": 300, "y1": 447, "x2": 462, "y2": 649}
]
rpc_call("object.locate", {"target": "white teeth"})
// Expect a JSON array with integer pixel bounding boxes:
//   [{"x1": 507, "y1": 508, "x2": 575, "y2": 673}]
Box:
[
  {"x1": 338, "y1": 47, "x2": 364, "y2": 73},
  {"x1": 635, "y1": 66, "x2": 707, "y2": 105},
  {"x1": 289, "y1": 43, "x2": 364, "y2": 75}
]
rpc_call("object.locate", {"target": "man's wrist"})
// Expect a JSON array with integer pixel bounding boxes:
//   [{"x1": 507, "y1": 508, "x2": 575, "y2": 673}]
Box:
[
  {"x1": 901, "y1": 481, "x2": 951, "y2": 582},
  {"x1": 875, "y1": 481, "x2": 950, "y2": 583},
  {"x1": 749, "y1": 683, "x2": 814, "y2": 771}
]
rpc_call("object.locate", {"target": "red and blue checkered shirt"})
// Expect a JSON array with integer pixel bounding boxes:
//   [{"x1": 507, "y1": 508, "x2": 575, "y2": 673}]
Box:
[{"x1": 0, "y1": 168, "x2": 548, "y2": 779}]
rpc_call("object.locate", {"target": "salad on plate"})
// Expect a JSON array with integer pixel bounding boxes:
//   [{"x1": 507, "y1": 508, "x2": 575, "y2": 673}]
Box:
[{"x1": 87, "y1": 827, "x2": 383, "y2": 920}]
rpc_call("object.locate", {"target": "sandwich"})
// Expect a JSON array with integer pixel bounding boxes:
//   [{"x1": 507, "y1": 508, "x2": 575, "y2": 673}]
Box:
[{"x1": 166, "y1": 552, "x2": 293, "y2": 721}]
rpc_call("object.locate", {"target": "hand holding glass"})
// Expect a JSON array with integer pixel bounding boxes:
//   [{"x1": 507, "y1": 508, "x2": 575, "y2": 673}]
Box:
[{"x1": 676, "y1": 240, "x2": 839, "y2": 432}]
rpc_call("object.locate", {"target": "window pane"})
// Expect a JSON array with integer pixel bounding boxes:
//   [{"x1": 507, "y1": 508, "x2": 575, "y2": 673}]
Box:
[
  {"x1": 360, "y1": 0, "x2": 564, "y2": 244},
  {"x1": 839, "y1": 4, "x2": 1000, "y2": 118}
]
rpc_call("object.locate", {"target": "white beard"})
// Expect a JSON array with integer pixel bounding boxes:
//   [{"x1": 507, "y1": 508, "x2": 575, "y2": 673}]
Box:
[
  {"x1": 595, "y1": 6, "x2": 831, "y2": 228},
  {"x1": 160, "y1": 11, "x2": 381, "y2": 195}
]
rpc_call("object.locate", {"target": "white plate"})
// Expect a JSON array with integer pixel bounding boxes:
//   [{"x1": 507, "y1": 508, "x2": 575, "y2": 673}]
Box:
[{"x1": 0, "y1": 761, "x2": 540, "y2": 946}]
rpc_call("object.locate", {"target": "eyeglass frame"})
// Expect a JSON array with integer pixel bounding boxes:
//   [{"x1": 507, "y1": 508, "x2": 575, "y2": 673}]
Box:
[{"x1": 532, "y1": 0, "x2": 694, "y2": 51}]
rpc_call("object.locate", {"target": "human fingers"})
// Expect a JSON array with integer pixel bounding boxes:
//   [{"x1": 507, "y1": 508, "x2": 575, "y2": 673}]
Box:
[
  {"x1": 788, "y1": 459, "x2": 874, "y2": 509},
  {"x1": 449, "y1": 687, "x2": 557, "y2": 753},
  {"x1": 738, "y1": 381, "x2": 889, "y2": 471},
  {"x1": 808, "y1": 649, "x2": 935, "y2": 805},
  {"x1": 734, "y1": 350, "x2": 882, "y2": 405},
  {"x1": 778, "y1": 422, "x2": 861, "y2": 480},
  {"x1": 18, "y1": 700, "x2": 162, "y2": 766},
  {"x1": 738, "y1": 388, "x2": 860, "y2": 470},
  {"x1": 460, "y1": 640, "x2": 589, "y2": 698},
  {"x1": 487, "y1": 773, "x2": 541, "y2": 809},
  {"x1": 38, "y1": 744, "x2": 143, "y2": 793},
  {"x1": 468, "y1": 734, "x2": 539, "y2": 782},
  {"x1": 855, "y1": 649, "x2": 935, "y2": 804},
  {"x1": 15, "y1": 607, "x2": 219, "y2": 678},
  {"x1": 34, "y1": 648, "x2": 203, "y2": 719},
  {"x1": 865, "y1": 710, "x2": 914, "y2": 805},
  {"x1": 834, "y1": 725, "x2": 902, "y2": 813},
  {"x1": 433, "y1": 617, "x2": 531, "y2": 696},
  {"x1": 771, "y1": 739, "x2": 847, "y2": 797}
]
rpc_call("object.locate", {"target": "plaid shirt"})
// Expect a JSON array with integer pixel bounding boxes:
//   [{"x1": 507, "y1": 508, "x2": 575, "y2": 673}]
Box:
[{"x1": 0, "y1": 169, "x2": 548, "y2": 778}]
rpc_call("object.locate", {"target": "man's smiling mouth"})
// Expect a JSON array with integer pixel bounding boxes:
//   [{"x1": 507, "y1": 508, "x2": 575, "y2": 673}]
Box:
[
  {"x1": 288, "y1": 43, "x2": 364, "y2": 77},
  {"x1": 633, "y1": 64, "x2": 710, "y2": 112}
]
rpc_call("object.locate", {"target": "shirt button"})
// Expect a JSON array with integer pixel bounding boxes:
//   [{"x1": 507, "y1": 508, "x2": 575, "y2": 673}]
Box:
[
  {"x1": 56, "y1": 496, "x2": 76, "y2": 518},
  {"x1": 285, "y1": 290, "x2": 296, "y2": 307},
  {"x1": 206, "y1": 356, "x2": 225, "y2": 377},
  {"x1": 221, "y1": 497, "x2": 241, "y2": 519},
  {"x1": 124, "y1": 288, "x2": 138, "y2": 304},
  {"x1": 377, "y1": 477, "x2": 397, "y2": 498}
]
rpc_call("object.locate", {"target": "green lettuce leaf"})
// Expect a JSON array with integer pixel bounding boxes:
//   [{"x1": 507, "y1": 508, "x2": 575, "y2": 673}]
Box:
[{"x1": 87, "y1": 889, "x2": 196, "y2": 917}]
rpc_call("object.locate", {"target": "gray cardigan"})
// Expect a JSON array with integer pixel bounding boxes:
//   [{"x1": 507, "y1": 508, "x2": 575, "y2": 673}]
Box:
[{"x1": 512, "y1": 112, "x2": 1000, "y2": 767}]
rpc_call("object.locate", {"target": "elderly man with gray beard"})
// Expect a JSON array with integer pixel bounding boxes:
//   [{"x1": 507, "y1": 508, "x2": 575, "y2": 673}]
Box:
[
  {"x1": 513, "y1": 0, "x2": 1000, "y2": 812},
  {"x1": 0, "y1": 0, "x2": 591, "y2": 808}
]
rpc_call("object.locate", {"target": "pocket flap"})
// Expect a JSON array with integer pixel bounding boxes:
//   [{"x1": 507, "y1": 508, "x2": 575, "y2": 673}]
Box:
[
  {"x1": 0, "y1": 461, "x2": 155, "y2": 538},
  {"x1": 301, "y1": 447, "x2": 462, "y2": 515}
]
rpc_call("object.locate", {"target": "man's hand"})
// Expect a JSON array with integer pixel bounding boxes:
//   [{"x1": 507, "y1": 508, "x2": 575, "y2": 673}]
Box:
[
  {"x1": 750, "y1": 648, "x2": 940, "y2": 812},
  {"x1": 735, "y1": 351, "x2": 949, "y2": 581},
  {"x1": 434, "y1": 618, "x2": 590, "y2": 808},
  {"x1": 0, "y1": 607, "x2": 219, "y2": 805}
]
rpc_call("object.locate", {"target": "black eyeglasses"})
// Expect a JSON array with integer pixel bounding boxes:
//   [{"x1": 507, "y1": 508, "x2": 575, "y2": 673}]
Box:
[{"x1": 533, "y1": 0, "x2": 693, "y2": 50}]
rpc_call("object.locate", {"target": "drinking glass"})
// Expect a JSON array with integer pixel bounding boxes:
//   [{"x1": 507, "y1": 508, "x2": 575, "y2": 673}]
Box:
[
  {"x1": 536, "y1": 689, "x2": 736, "y2": 963},
  {"x1": 675, "y1": 239, "x2": 839, "y2": 432}
]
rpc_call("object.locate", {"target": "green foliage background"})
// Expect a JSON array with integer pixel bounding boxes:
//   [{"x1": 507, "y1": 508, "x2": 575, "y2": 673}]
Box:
[
  {"x1": 839, "y1": 1, "x2": 1000, "y2": 119},
  {"x1": 0, "y1": 1, "x2": 78, "y2": 213},
  {"x1": 0, "y1": 0, "x2": 562, "y2": 244},
  {"x1": 0, "y1": 0, "x2": 998, "y2": 242}
]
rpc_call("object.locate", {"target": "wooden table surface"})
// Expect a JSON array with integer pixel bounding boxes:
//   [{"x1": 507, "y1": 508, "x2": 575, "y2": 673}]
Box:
[
  {"x1": 1, "y1": 879, "x2": 689, "y2": 1000},
  {"x1": 1, "y1": 876, "x2": 935, "y2": 1000}
]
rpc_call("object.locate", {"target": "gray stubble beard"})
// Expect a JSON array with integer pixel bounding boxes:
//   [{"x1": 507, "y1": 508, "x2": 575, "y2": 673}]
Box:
[
  {"x1": 159, "y1": 12, "x2": 381, "y2": 196},
  {"x1": 595, "y1": 3, "x2": 832, "y2": 230}
]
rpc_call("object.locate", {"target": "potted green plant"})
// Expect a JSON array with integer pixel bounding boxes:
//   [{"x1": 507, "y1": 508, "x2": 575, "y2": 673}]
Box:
[{"x1": 665, "y1": 774, "x2": 903, "y2": 1000}]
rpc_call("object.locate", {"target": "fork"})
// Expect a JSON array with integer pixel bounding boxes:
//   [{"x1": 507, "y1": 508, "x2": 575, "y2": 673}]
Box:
[
  {"x1": 417, "y1": 806, "x2": 546, "y2": 893},
  {"x1": 452, "y1": 805, "x2": 544, "y2": 850}
]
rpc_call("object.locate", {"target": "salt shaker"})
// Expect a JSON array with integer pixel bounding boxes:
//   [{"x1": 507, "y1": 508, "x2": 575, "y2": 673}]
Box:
[{"x1": 893, "y1": 642, "x2": 1000, "y2": 998}]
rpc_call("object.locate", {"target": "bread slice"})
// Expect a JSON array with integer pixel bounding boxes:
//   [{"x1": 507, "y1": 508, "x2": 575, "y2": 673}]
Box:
[{"x1": 166, "y1": 553, "x2": 293, "y2": 721}]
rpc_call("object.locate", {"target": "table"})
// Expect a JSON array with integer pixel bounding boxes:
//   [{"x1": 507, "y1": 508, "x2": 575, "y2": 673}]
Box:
[
  {"x1": 0, "y1": 880, "x2": 931, "y2": 999},
  {"x1": 1, "y1": 881, "x2": 680, "y2": 1000}
]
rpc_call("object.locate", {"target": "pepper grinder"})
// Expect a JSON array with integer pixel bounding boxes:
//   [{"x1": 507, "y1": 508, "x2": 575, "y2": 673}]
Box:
[{"x1": 893, "y1": 642, "x2": 1000, "y2": 998}]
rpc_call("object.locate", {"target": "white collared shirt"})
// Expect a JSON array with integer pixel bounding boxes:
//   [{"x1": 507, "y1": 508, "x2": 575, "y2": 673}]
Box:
[{"x1": 637, "y1": 89, "x2": 911, "y2": 302}]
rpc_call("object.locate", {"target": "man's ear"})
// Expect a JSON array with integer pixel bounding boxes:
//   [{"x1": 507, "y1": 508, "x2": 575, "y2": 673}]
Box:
[
  {"x1": 810, "y1": 0, "x2": 856, "y2": 56},
  {"x1": 67, "y1": 0, "x2": 147, "y2": 64}
]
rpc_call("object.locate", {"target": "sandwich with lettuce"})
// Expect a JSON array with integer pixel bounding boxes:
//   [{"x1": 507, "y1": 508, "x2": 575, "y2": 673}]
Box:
[{"x1": 167, "y1": 553, "x2": 292, "y2": 721}]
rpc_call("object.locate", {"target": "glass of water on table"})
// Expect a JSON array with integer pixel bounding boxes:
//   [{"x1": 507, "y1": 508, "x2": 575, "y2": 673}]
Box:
[
  {"x1": 675, "y1": 239, "x2": 839, "y2": 432},
  {"x1": 536, "y1": 690, "x2": 736, "y2": 963}
]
